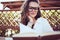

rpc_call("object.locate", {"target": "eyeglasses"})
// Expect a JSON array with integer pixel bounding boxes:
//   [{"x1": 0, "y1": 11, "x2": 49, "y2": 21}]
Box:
[{"x1": 29, "y1": 7, "x2": 38, "y2": 10}]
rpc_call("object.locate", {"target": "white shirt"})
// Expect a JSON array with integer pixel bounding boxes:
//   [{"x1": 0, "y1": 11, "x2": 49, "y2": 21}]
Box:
[
  {"x1": 20, "y1": 17, "x2": 53, "y2": 34},
  {"x1": 13, "y1": 17, "x2": 54, "y2": 37}
]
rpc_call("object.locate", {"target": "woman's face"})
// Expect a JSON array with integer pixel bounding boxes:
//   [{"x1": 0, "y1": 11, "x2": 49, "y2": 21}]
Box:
[{"x1": 28, "y1": 2, "x2": 39, "y2": 18}]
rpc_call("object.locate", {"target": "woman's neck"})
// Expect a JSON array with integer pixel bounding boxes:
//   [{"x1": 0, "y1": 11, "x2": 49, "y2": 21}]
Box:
[{"x1": 30, "y1": 17, "x2": 36, "y2": 22}]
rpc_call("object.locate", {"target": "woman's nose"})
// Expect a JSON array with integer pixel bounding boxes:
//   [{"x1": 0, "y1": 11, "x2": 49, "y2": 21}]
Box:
[{"x1": 32, "y1": 9, "x2": 35, "y2": 11}]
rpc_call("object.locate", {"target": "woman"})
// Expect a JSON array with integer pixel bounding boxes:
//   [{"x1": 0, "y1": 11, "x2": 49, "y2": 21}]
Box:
[
  {"x1": 21, "y1": 0, "x2": 41, "y2": 29},
  {"x1": 20, "y1": 0, "x2": 53, "y2": 32},
  {"x1": 13, "y1": 0, "x2": 53, "y2": 37}
]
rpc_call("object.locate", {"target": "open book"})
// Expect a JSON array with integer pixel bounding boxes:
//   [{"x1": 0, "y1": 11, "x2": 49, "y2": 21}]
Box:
[
  {"x1": 13, "y1": 23, "x2": 60, "y2": 37},
  {"x1": 13, "y1": 31, "x2": 60, "y2": 37}
]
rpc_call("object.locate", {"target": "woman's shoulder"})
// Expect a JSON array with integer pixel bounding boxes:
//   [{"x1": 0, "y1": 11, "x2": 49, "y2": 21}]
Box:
[
  {"x1": 37, "y1": 17, "x2": 47, "y2": 22},
  {"x1": 19, "y1": 23, "x2": 26, "y2": 27}
]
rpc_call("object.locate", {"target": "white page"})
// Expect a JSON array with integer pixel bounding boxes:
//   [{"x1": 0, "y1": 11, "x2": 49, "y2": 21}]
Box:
[{"x1": 5, "y1": 37, "x2": 13, "y2": 40}]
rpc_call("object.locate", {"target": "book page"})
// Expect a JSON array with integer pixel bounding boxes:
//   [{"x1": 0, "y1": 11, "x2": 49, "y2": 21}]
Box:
[{"x1": 13, "y1": 23, "x2": 60, "y2": 37}]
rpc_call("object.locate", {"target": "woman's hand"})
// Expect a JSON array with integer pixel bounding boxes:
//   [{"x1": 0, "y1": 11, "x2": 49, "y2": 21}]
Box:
[{"x1": 28, "y1": 16, "x2": 34, "y2": 22}]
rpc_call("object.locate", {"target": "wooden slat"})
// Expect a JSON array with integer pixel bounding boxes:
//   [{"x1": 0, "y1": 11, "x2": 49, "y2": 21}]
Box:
[
  {"x1": 1, "y1": 1, "x2": 60, "y2": 10},
  {"x1": 40, "y1": 7, "x2": 60, "y2": 10},
  {"x1": 40, "y1": 1, "x2": 60, "y2": 7}
]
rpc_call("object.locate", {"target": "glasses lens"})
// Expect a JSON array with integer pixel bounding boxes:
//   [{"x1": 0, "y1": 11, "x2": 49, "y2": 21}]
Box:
[{"x1": 29, "y1": 7, "x2": 38, "y2": 10}]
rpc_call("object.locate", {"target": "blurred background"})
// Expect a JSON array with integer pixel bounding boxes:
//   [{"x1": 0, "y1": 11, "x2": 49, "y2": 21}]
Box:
[{"x1": 0, "y1": 0, "x2": 60, "y2": 37}]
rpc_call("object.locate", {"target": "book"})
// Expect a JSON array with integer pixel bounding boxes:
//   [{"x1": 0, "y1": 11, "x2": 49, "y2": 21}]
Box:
[{"x1": 13, "y1": 23, "x2": 60, "y2": 37}]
